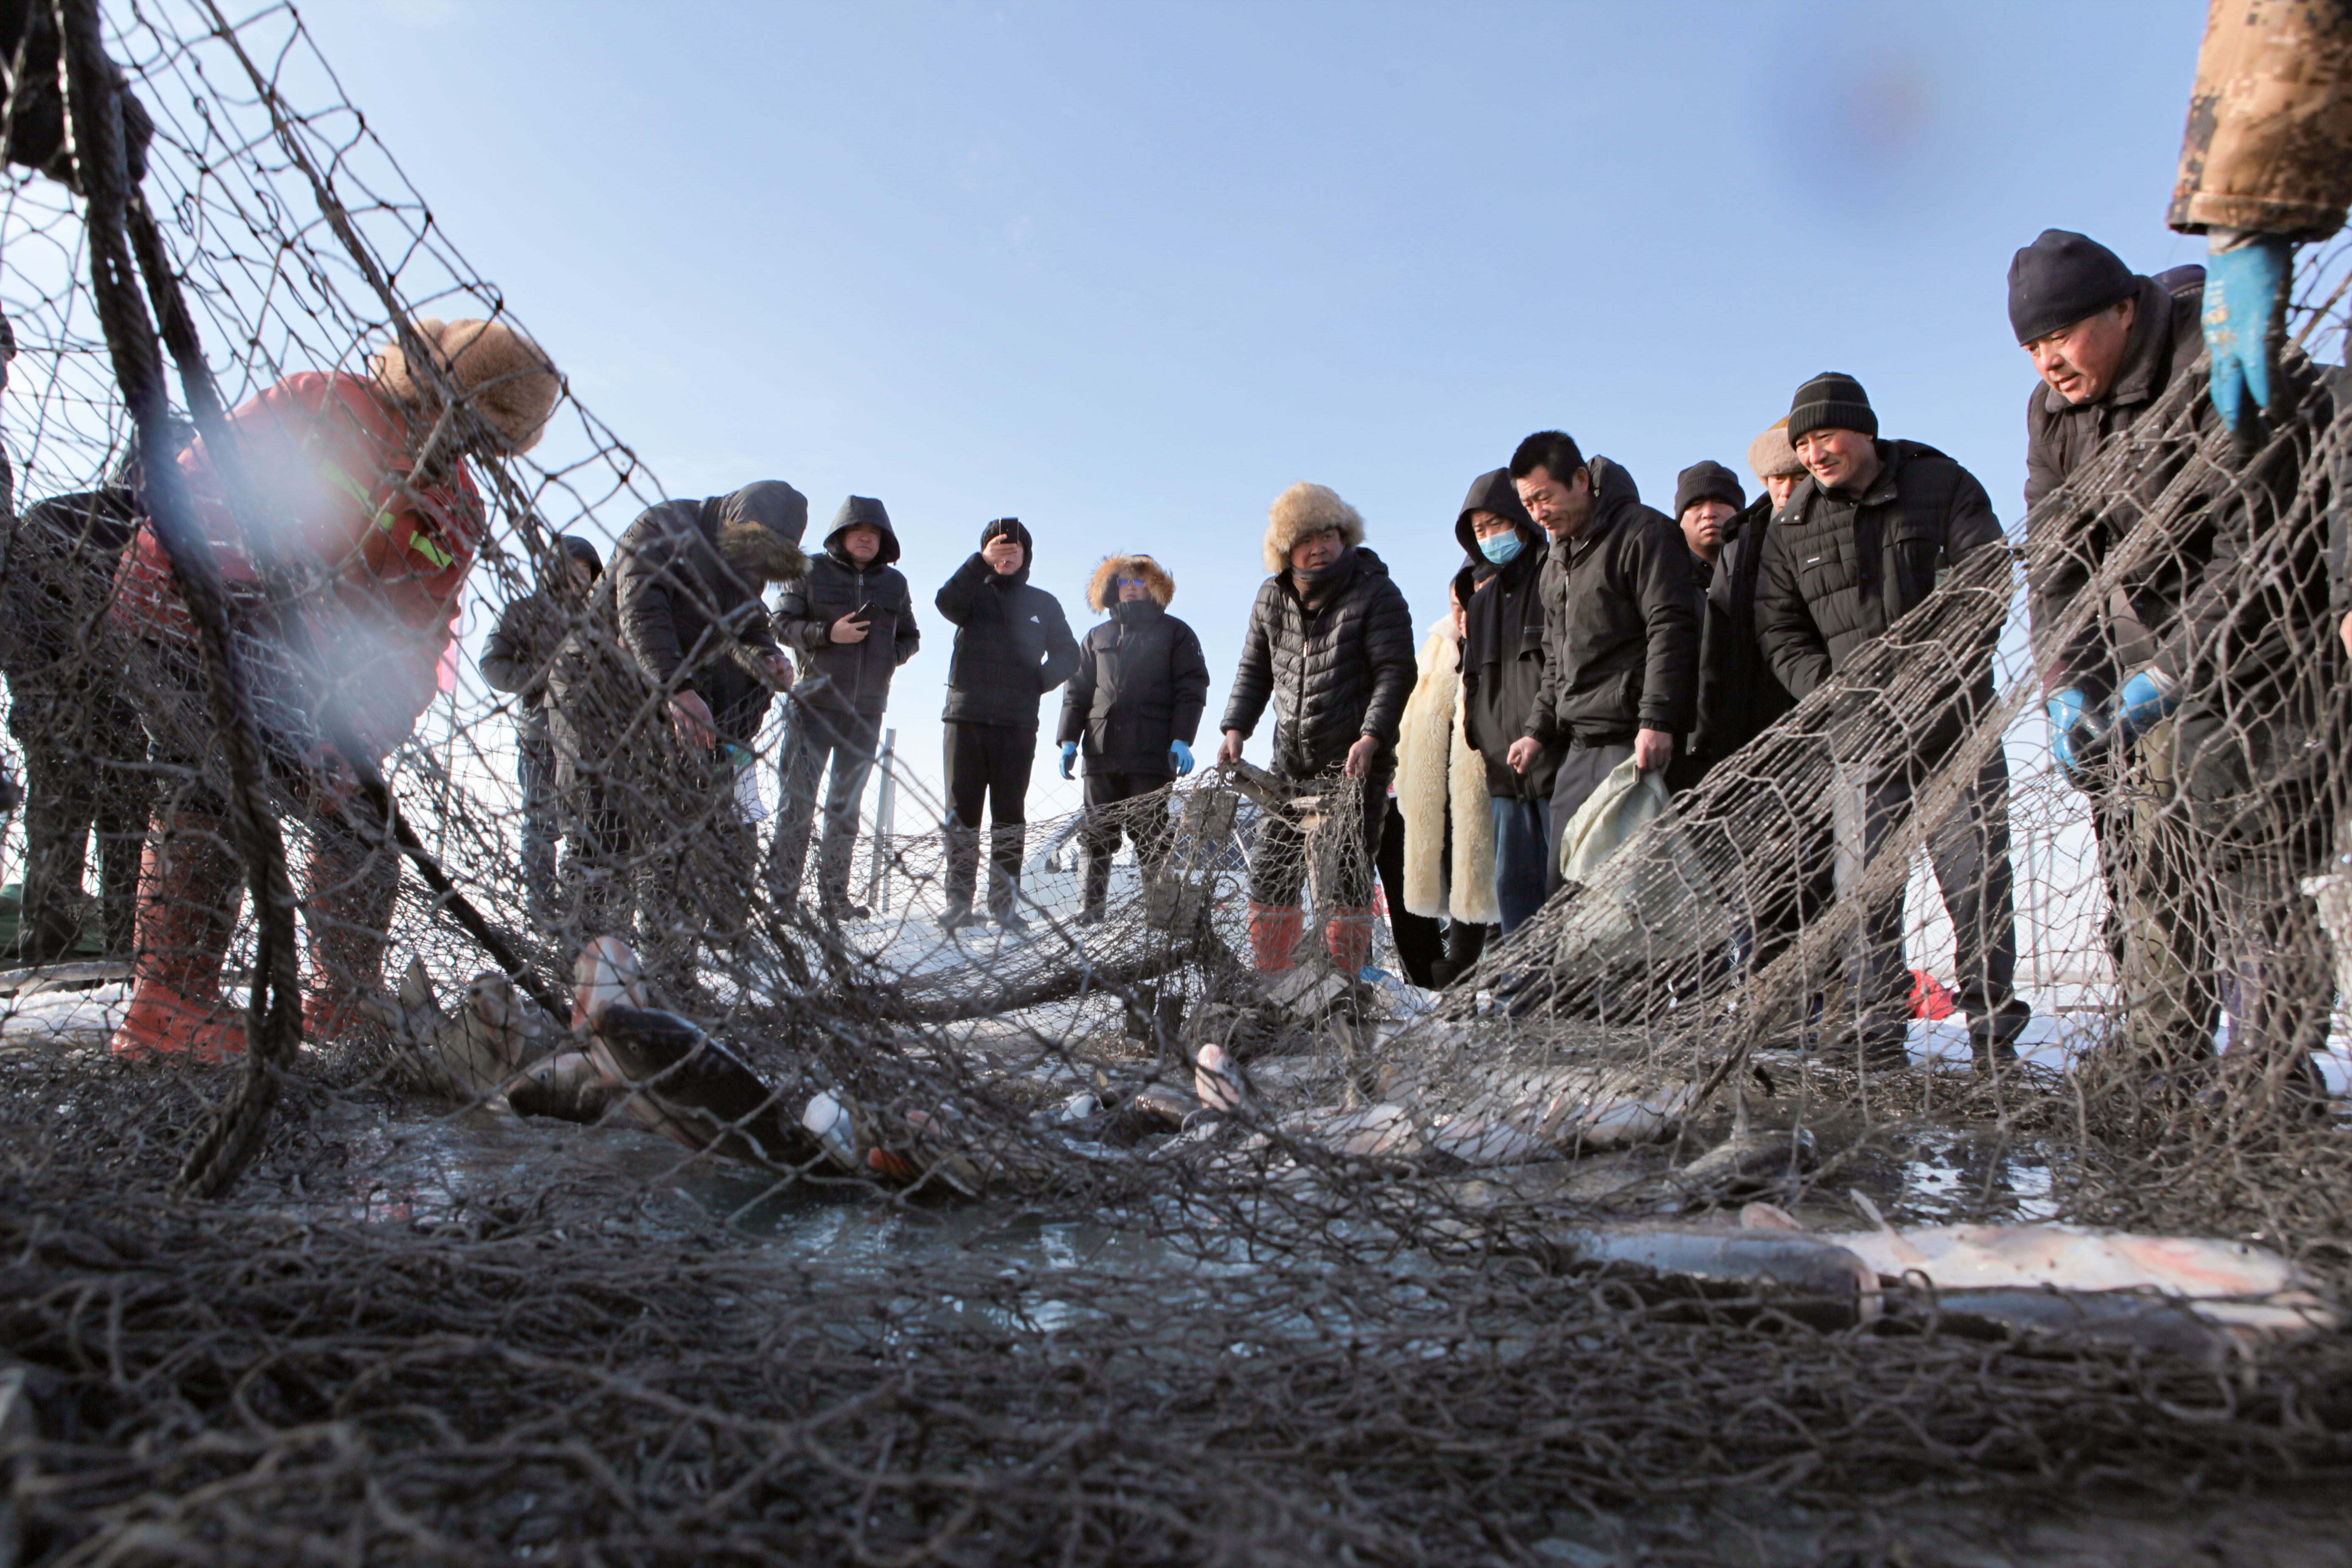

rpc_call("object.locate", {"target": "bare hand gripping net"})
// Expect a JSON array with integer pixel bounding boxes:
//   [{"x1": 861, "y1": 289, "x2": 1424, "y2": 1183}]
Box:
[{"x1": 7, "y1": 3, "x2": 2352, "y2": 1563}]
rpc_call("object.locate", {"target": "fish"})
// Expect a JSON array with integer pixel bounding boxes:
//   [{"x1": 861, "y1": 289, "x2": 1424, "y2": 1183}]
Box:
[
  {"x1": 371, "y1": 955, "x2": 619, "y2": 1122},
  {"x1": 573, "y1": 938, "x2": 822, "y2": 1171},
  {"x1": 1741, "y1": 1201, "x2": 2337, "y2": 1342},
  {"x1": 1550, "y1": 1223, "x2": 1884, "y2": 1316}
]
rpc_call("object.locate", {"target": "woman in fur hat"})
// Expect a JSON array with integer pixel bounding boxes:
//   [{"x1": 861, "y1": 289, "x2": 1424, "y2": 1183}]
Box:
[
  {"x1": 1054, "y1": 554, "x2": 1211, "y2": 925},
  {"x1": 1394, "y1": 570, "x2": 1498, "y2": 987},
  {"x1": 108, "y1": 315, "x2": 560, "y2": 1057},
  {"x1": 1217, "y1": 482, "x2": 1417, "y2": 976}
]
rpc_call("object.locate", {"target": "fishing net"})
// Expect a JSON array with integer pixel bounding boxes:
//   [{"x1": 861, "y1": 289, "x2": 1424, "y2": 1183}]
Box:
[{"x1": 6, "y1": 2, "x2": 2352, "y2": 1563}]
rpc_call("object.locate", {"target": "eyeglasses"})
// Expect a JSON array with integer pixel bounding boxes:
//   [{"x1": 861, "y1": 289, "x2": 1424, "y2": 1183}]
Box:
[{"x1": 1117, "y1": 578, "x2": 1148, "y2": 588}]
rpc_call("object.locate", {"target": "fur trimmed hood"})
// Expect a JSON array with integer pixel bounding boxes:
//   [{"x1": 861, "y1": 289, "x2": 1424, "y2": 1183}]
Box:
[
  {"x1": 1086, "y1": 554, "x2": 1175, "y2": 613},
  {"x1": 371, "y1": 316, "x2": 560, "y2": 454},
  {"x1": 1261, "y1": 482, "x2": 1366, "y2": 575}
]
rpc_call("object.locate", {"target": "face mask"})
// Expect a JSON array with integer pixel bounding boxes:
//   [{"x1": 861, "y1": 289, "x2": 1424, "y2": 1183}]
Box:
[{"x1": 1478, "y1": 532, "x2": 1524, "y2": 565}]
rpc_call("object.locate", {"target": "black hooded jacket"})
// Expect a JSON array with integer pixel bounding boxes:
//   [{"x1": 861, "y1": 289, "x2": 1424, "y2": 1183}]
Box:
[
  {"x1": 774, "y1": 496, "x2": 920, "y2": 716},
  {"x1": 1055, "y1": 598, "x2": 1211, "y2": 778},
  {"x1": 1453, "y1": 469, "x2": 1556, "y2": 798},
  {"x1": 1522, "y1": 457, "x2": 1698, "y2": 748},
  {"x1": 936, "y1": 521, "x2": 1081, "y2": 729},
  {"x1": 1220, "y1": 545, "x2": 1416, "y2": 781},
  {"x1": 1691, "y1": 494, "x2": 1797, "y2": 771},
  {"x1": 553, "y1": 482, "x2": 805, "y2": 746}
]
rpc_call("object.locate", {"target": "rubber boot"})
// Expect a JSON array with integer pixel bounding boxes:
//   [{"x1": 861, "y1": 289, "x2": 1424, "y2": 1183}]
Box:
[
  {"x1": 987, "y1": 824, "x2": 1028, "y2": 932},
  {"x1": 300, "y1": 825, "x2": 401, "y2": 1043},
  {"x1": 1078, "y1": 847, "x2": 1112, "y2": 927},
  {"x1": 109, "y1": 813, "x2": 248, "y2": 1060},
  {"x1": 1324, "y1": 905, "x2": 1377, "y2": 979},
  {"x1": 1247, "y1": 902, "x2": 1304, "y2": 976},
  {"x1": 939, "y1": 821, "x2": 983, "y2": 931}
]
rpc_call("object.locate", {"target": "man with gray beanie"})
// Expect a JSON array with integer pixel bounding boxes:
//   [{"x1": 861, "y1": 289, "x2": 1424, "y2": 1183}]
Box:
[
  {"x1": 1754, "y1": 374, "x2": 2028, "y2": 1071},
  {"x1": 934, "y1": 517, "x2": 1080, "y2": 933},
  {"x1": 482, "y1": 531, "x2": 603, "y2": 933}
]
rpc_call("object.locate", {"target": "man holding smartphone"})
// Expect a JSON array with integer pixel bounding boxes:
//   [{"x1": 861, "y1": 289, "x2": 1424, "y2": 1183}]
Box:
[{"x1": 767, "y1": 496, "x2": 920, "y2": 921}]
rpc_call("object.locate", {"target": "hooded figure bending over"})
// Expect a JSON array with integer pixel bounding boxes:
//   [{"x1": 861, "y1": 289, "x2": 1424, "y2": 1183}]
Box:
[
  {"x1": 546, "y1": 481, "x2": 806, "y2": 994},
  {"x1": 1218, "y1": 482, "x2": 1416, "y2": 977},
  {"x1": 1055, "y1": 554, "x2": 1210, "y2": 926},
  {"x1": 108, "y1": 317, "x2": 560, "y2": 1058}
]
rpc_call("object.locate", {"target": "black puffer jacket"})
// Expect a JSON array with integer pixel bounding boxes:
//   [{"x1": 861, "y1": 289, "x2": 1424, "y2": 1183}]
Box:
[
  {"x1": 2024, "y1": 266, "x2": 2217, "y2": 702},
  {"x1": 0, "y1": 486, "x2": 139, "y2": 685},
  {"x1": 1220, "y1": 546, "x2": 1416, "y2": 780},
  {"x1": 1691, "y1": 495, "x2": 1797, "y2": 770},
  {"x1": 1453, "y1": 469, "x2": 1554, "y2": 799},
  {"x1": 1522, "y1": 457, "x2": 1697, "y2": 748},
  {"x1": 774, "y1": 496, "x2": 920, "y2": 715},
  {"x1": 1055, "y1": 598, "x2": 1211, "y2": 778},
  {"x1": 936, "y1": 547, "x2": 1080, "y2": 730},
  {"x1": 563, "y1": 485, "x2": 800, "y2": 745}
]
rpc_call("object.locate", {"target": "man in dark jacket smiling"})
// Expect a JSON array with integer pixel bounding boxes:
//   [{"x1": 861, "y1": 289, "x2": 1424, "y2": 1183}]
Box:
[
  {"x1": 1504, "y1": 431, "x2": 1697, "y2": 889},
  {"x1": 934, "y1": 517, "x2": 1080, "y2": 932},
  {"x1": 546, "y1": 480, "x2": 805, "y2": 988},
  {"x1": 1056, "y1": 554, "x2": 1210, "y2": 925},
  {"x1": 766, "y1": 495, "x2": 920, "y2": 921},
  {"x1": 1754, "y1": 373, "x2": 2028, "y2": 1070},
  {"x1": 1219, "y1": 482, "x2": 1416, "y2": 976},
  {"x1": 1453, "y1": 468, "x2": 1553, "y2": 933}
]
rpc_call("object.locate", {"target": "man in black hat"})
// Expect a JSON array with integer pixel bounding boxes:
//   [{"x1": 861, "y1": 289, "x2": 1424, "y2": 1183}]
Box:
[
  {"x1": 1754, "y1": 373, "x2": 2029, "y2": 1071},
  {"x1": 934, "y1": 517, "x2": 1080, "y2": 933},
  {"x1": 1672, "y1": 461, "x2": 1743, "y2": 590},
  {"x1": 481, "y1": 532, "x2": 603, "y2": 933}
]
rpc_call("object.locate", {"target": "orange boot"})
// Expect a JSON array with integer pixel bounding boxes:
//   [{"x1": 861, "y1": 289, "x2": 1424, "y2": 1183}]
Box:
[
  {"x1": 1324, "y1": 906, "x2": 1377, "y2": 978},
  {"x1": 1247, "y1": 902, "x2": 1304, "y2": 975},
  {"x1": 110, "y1": 815, "x2": 248, "y2": 1060}
]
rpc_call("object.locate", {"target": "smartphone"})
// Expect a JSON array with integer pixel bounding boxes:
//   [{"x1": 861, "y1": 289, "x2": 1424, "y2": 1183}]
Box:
[{"x1": 849, "y1": 602, "x2": 874, "y2": 622}]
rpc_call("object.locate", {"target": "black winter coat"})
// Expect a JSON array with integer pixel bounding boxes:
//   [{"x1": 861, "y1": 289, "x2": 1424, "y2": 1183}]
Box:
[
  {"x1": 935, "y1": 553, "x2": 1080, "y2": 729},
  {"x1": 1220, "y1": 546, "x2": 1416, "y2": 781},
  {"x1": 1691, "y1": 495, "x2": 1796, "y2": 770},
  {"x1": 587, "y1": 495, "x2": 786, "y2": 745},
  {"x1": 1055, "y1": 598, "x2": 1210, "y2": 778},
  {"x1": 1459, "y1": 534, "x2": 1555, "y2": 798},
  {"x1": 0, "y1": 487, "x2": 138, "y2": 685},
  {"x1": 2024, "y1": 267, "x2": 2218, "y2": 702},
  {"x1": 1755, "y1": 440, "x2": 2004, "y2": 763},
  {"x1": 480, "y1": 589, "x2": 575, "y2": 711},
  {"x1": 775, "y1": 499, "x2": 919, "y2": 716},
  {"x1": 1523, "y1": 458, "x2": 1697, "y2": 748}
]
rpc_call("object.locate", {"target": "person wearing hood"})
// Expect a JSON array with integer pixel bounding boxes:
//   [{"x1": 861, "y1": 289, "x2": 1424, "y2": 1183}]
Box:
[
  {"x1": 1754, "y1": 372, "x2": 2028, "y2": 1072},
  {"x1": 934, "y1": 518, "x2": 1081, "y2": 933},
  {"x1": 547, "y1": 480, "x2": 805, "y2": 992},
  {"x1": 1218, "y1": 482, "x2": 1416, "y2": 977},
  {"x1": 1055, "y1": 554, "x2": 1210, "y2": 926},
  {"x1": 1504, "y1": 431, "x2": 1698, "y2": 890},
  {"x1": 766, "y1": 496, "x2": 920, "y2": 922},
  {"x1": 1453, "y1": 468, "x2": 1555, "y2": 934},
  {"x1": 107, "y1": 317, "x2": 560, "y2": 1058},
  {"x1": 481, "y1": 532, "x2": 603, "y2": 934}
]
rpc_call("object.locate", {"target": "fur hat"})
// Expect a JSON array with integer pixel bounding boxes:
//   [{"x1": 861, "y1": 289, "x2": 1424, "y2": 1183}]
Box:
[
  {"x1": 371, "y1": 316, "x2": 560, "y2": 455},
  {"x1": 1261, "y1": 482, "x2": 1365, "y2": 575},
  {"x1": 1087, "y1": 554, "x2": 1175, "y2": 612},
  {"x1": 1746, "y1": 417, "x2": 1805, "y2": 483}
]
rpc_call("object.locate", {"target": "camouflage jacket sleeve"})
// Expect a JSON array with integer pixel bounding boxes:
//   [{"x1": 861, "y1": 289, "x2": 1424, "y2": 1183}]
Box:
[{"x1": 2170, "y1": 0, "x2": 2352, "y2": 241}]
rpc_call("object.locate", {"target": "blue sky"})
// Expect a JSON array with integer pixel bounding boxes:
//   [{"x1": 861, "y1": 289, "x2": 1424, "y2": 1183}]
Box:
[{"x1": 300, "y1": 0, "x2": 2211, "y2": 808}]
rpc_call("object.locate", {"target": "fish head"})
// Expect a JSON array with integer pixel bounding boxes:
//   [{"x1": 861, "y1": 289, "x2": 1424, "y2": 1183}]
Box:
[{"x1": 573, "y1": 936, "x2": 647, "y2": 1026}]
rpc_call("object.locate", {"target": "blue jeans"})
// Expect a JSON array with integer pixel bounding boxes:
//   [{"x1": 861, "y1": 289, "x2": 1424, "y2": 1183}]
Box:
[
  {"x1": 1490, "y1": 795, "x2": 1552, "y2": 934},
  {"x1": 765, "y1": 705, "x2": 881, "y2": 908}
]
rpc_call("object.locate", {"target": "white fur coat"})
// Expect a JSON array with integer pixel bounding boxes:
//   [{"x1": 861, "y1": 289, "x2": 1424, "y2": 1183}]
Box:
[{"x1": 1393, "y1": 621, "x2": 1496, "y2": 924}]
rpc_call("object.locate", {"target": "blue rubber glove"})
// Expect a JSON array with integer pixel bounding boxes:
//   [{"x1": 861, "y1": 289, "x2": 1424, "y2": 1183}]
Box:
[
  {"x1": 1058, "y1": 740, "x2": 1078, "y2": 779},
  {"x1": 2204, "y1": 235, "x2": 2294, "y2": 435},
  {"x1": 2045, "y1": 688, "x2": 2103, "y2": 785},
  {"x1": 2110, "y1": 669, "x2": 2180, "y2": 747},
  {"x1": 1170, "y1": 739, "x2": 1194, "y2": 776}
]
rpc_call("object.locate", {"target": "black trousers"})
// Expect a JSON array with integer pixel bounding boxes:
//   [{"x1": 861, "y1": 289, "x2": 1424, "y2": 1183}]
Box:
[
  {"x1": 1375, "y1": 801, "x2": 1443, "y2": 988},
  {"x1": 943, "y1": 721, "x2": 1035, "y2": 828},
  {"x1": 1081, "y1": 773, "x2": 1175, "y2": 869}
]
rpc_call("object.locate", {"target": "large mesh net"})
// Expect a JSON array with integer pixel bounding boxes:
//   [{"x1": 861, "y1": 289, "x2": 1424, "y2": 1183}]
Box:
[{"x1": 7, "y1": 3, "x2": 2352, "y2": 1563}]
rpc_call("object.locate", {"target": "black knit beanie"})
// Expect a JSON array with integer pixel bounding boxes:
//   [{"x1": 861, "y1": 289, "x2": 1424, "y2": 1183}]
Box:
[
  {"x1": 1673, "y1": 460, "x2": 1746, "y2": 518},
  {"x1": 2006, "y1": 229, "x2": 2137, "y2": 346},
  {"x1": 980, "y1": 516, "x2": 1033, "y2": 554},
  {"x1": 1786, "y1": 371, "x2": 1877, "y2": 443}
]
